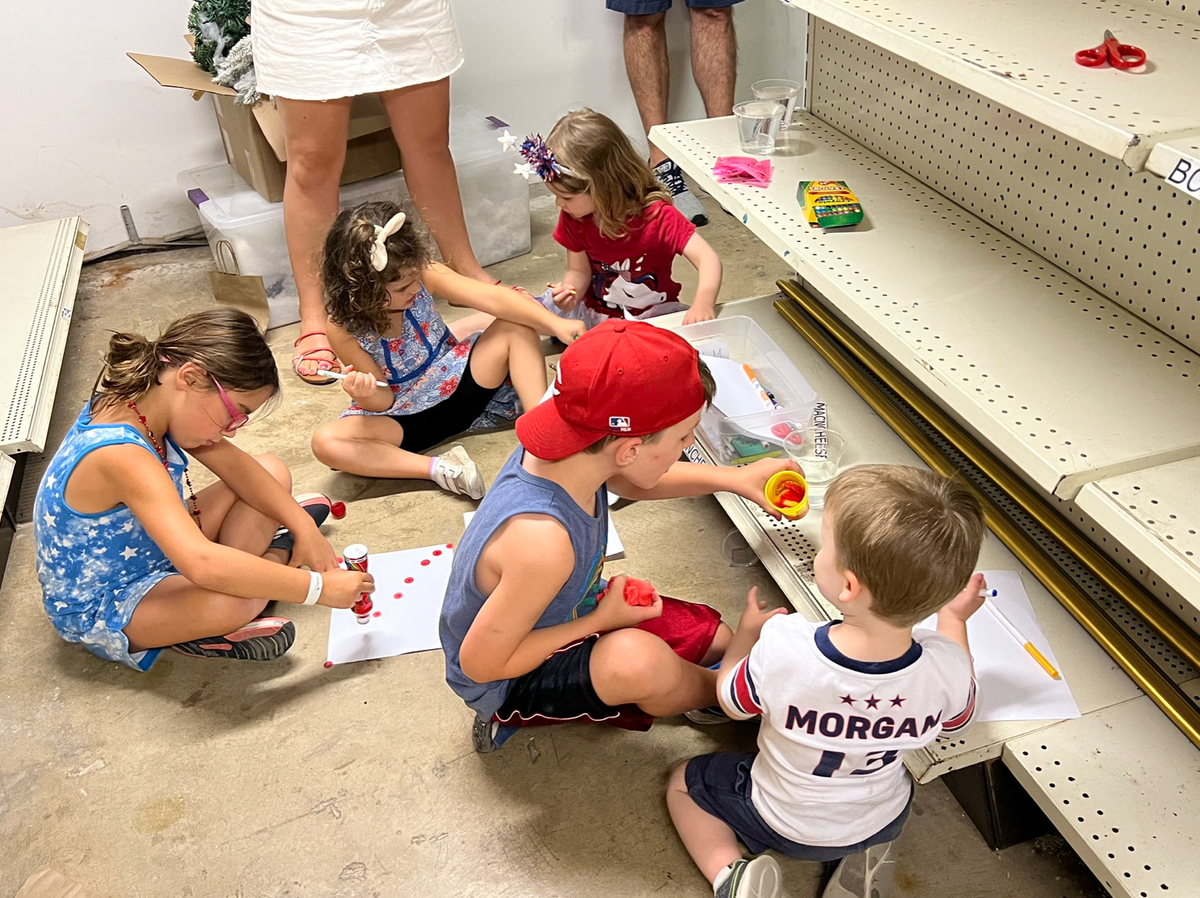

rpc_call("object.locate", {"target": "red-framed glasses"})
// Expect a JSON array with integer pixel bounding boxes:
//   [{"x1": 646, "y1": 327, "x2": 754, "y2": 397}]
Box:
[{"x1": 210, "y1": 376, "x2": 250, "y2": 431}]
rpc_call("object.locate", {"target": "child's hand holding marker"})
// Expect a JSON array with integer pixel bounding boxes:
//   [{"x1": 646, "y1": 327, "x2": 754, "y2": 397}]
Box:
[
  {"x1": 337, "y1": 366, "x2": 389, "y2": 400},
  {"x1": 548, "y1": 281, "x2": 580, "y2": 311}
]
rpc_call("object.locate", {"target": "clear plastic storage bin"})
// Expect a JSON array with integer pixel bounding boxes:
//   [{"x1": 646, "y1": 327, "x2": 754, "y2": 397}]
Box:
[
  {"x1": 674, "y1": 316, "x2": 819, "y2": 465},
  {"x1": 180, "y1": 107, "x2": 532, "y2": 327}
]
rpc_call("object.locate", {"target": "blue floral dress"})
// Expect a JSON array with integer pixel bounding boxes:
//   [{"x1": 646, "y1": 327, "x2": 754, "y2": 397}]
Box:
[
  {"x1": 34, "y1": 402, "x2": 189, "y2": 670},
  {"x1": 340, "y1": 285, "x2": 517, "y2": 428}
]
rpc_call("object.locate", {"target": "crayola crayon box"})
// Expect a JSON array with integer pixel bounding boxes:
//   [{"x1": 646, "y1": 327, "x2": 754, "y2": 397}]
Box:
[{"x1": 798, "y1": 180, "x2": 864, "y2": 229}]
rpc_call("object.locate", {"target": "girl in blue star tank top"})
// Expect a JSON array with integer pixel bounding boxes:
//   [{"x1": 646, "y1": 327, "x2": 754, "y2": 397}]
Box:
[
  {"x1": 310, "y1": 202, "x2": 585, "y2": 499},
  {"x1": 34, "y1": 308, "x2": 374, "y2": 671}
]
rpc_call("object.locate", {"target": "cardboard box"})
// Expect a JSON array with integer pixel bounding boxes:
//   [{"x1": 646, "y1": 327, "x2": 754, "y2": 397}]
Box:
[{"x1": 128, "y1": 52, "x2": 401, "y2": 202}]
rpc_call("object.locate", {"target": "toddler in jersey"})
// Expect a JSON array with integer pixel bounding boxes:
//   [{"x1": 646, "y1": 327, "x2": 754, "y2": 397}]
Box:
[{"x1": 667, "y1": 464, "x2": 987, "y2": 898}]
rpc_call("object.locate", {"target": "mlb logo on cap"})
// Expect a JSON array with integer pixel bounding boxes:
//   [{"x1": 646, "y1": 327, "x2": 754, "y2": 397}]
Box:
[{"x1": 516, "y1": 320, "x2": 706, "y2": 460}]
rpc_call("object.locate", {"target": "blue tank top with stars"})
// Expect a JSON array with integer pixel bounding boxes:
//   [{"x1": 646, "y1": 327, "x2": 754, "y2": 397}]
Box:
[{"x1": 34, "y1": 401, "x2": 188, "y2": 667}]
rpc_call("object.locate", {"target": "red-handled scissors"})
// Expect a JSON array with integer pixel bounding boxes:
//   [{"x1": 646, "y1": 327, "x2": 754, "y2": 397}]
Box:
[{"x1": 1075, "y1": 30, "x2": 1146, "y2": 69}]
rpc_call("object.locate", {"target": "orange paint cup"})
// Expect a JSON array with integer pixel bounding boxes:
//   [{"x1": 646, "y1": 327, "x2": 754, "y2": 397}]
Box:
[{"x1": 765, "y1": 471, "x2": 809, "y2": 519}]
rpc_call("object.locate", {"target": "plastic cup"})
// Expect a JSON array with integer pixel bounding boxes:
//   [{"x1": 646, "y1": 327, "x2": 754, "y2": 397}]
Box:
[
  {"x1": 751, "y1": 79, "x2": 802, "y2": 131},
  {"x1": 733, "y1": 100, "x2": 785, "y2": 155},
  {"x1": 784, "y1": 428, "x2": 846, "y2": 509},
  {"x1": 722, "y1": 529, "x2": 761, "y2": 567}
]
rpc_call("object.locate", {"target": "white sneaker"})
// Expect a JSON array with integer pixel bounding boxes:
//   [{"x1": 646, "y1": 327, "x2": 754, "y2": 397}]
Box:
[{"x1": 430, "y1": 445, "x2": 486, "y2": 500}]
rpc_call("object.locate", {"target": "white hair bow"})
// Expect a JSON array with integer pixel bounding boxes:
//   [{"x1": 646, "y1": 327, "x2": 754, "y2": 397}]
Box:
[{"x1": 370, "y1": 212, "x2": 407, "y2": 272}]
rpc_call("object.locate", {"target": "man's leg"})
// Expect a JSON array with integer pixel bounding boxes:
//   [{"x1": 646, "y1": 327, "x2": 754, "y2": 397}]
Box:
[
  {"x1": 620, "y1": 9, "x2": 671, "y2": 166},
  {"x1": 689, "y1": 4, "x2": 737, "y2": 117},
  {"x1": 613, "y1": 0, "x2": 709, "y2": 225}
]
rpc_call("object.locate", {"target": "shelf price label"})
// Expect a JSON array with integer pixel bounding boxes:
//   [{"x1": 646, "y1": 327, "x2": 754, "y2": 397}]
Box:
[{"x1": 1165, "y1": 156, "x2": 1200, "y2": 200}]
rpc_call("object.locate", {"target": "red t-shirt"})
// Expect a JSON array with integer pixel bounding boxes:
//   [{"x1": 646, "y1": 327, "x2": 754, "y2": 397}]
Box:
[{"x1": 553, "y1": 201, "x2": 696, "y2": 320}]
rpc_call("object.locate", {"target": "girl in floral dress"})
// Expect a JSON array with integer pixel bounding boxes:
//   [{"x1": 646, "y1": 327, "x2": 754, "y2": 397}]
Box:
[{"x1": 311, "y1": 202, "x2": 583, "y2": 497}]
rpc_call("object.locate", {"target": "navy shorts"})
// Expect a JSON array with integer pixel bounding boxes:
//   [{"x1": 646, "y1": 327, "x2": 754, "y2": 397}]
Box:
[
  {"x1": 684, "y1": 752, "x2": 913, "y2": 861},
  {"x1": 494, "y1": 596, "x2": 723, "y2": 731},
  {"x1": 607, "y1": 0, "x2": 744, "y2": 15}
]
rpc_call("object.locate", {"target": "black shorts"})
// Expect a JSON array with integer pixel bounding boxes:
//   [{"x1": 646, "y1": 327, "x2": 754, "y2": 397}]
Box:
[
  {"x1": 391, "y1": 352, "x2": 498, "y2": 454},
  {"x1": 494, "y1": 636, "x2": 626, "y2": 726},
  {"x1": 685, "y1": 752, "x2": 912, "y2": 860}
]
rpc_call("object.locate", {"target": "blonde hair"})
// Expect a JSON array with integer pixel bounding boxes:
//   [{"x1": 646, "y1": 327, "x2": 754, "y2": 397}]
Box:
[
  {"x1": 823, "y1": 465, "x2": 985, "y2": 626},
  {"x1": 546, "y1": 109, "x2": 672, "y2": 240},
  {"x1": 322, "y1": 201, "x2": 432, "y2": 337},
  {"x1": 92, "y1": 308, "x2": 279, "y2": 412}
]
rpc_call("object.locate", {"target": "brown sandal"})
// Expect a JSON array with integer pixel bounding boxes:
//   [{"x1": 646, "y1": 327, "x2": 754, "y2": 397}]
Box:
[{"x1": 292, "y1": 331, "x2": 343, "y2": 386}]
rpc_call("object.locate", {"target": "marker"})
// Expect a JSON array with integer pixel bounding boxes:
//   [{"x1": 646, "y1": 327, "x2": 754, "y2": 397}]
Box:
[
  {"x1": 979, "y1": 588, "x2": 998, "y2": 597},
  {"x1": 984, "y1": 600, "x2": 1060, "y2": 679},
  {"x1": 742, "y1": 364, "x2": 778, "y2": 410},
  {"x1": 546, "y1": 282, "x2": 577, "y2": 294},
  {"x1": 325, "y1": 371, "x2": 389, "y2": 388},
  {"x1": 344, "y1": 544, "x2": 373, "y2": 625}
]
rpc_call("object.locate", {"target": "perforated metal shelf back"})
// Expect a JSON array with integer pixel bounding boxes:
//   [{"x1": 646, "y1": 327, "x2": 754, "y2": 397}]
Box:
[{"x1": 808, "y1": 22, "x2": 1200, "y2": 355}]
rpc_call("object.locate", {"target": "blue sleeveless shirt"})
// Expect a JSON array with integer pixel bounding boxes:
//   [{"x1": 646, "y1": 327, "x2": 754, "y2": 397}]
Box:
[
  {"x1": 440, "y1": 446, "x2": 609, "y2": 718},
  {"x1": 34, "y1": 401, "x2": 189, "y2": 670}
]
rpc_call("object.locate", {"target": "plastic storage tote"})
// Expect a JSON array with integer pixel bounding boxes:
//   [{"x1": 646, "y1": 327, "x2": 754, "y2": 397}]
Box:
[{"x1": 674, "y1": 315, "x2": 819, "y2": 465}]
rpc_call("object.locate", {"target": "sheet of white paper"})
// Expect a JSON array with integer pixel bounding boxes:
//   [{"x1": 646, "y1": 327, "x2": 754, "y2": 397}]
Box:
[
  {"x1": 326, "y1": 544, "x2": 454, "y2": 665},
  {"x1": 919, "y1": 570, "x2": 1080, "y2": 722},
  {"x1": 466, "y1": 511, "x2": 624, "y2": 559},
  {"x1": 705, "y1": 356, "x2": 774, "y2": 419}
]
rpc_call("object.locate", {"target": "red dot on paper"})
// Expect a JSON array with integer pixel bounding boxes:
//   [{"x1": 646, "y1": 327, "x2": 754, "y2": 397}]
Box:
[
  {"x1": 373, "y1": 611, "x2": 381, "y2": 618},
  {"x1": 323, "y1": 661, "x2": 333, "y2": 669},
  {"x1": 336, "y1": 557, "x2": 343, "y2": 564},
  {"x1": 404, "y1": 577, "x2": 414, "y2": 584},
  {"x1": 421, "y1": 559, "x2": 430, "y2": 566},
  {"x1": 393, "y1": 592, "x2": 403, "y2": 599},
  {"x1": 432, "y1": 550, "x2": 442, "y2": 556},
  {"x1": 446, "y1": 543, "x2": 454, "y2": 549}
]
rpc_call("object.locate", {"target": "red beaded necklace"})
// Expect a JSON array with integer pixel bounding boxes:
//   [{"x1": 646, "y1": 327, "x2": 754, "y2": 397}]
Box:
[{"x1": 128, "y1": 400, "x2": 201, "y2": 527}]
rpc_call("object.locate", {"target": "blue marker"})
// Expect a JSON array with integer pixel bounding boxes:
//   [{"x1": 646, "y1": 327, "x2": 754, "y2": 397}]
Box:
[{"x1": 979, "y1": 589, "x2": 998, "y2": 598}]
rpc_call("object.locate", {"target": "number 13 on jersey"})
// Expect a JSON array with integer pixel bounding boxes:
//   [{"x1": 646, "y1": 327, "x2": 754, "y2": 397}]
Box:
[{"x1": 812, "y1": 749, "x2": 900, "y2": 777}]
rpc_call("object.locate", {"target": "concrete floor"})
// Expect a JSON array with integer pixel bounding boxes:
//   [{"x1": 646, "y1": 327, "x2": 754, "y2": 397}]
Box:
[{"x1": 0, "y1": 191, "x2": 1107, "y2": 897}]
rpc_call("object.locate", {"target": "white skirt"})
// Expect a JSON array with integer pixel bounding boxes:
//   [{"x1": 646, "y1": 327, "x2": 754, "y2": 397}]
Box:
[{"x1": 251, "y1": 0, "x2": 463, "y2": 100}]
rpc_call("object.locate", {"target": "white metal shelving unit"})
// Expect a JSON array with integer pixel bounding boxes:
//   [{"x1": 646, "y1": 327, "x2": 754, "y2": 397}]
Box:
[
  {"x1": 1004, "y1": 692, "x2": 1200, "y2": 898},
  {"x1": 1075, "y1": 459, "x2": 1200, "y2": 633},
  {"x1": 0, "y1": 217, "x2": 89, "y2": 455},
  {"x1": 652, "y1": 0, "x2": 1200, "y2": 882},
  {"x1": 776, "y1": 0, "x2": 1200, "y2": 169},
  {"x1": 651, "y1": 114, "x2": 1200, "y2": 500},
  {"x1": 662, "y1": 298, "x2": 1144, "y2": 783}
]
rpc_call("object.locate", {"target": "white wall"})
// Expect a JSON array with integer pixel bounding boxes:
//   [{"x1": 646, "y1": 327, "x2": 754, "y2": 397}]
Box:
[{"x1": 1, "y1": 1, "x2": 804, "y2": 254}]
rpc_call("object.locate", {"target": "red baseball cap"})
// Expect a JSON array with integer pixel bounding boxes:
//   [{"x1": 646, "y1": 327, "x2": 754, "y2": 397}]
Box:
[{"x1": 517, "y1": 320, "x2": 706, "y2": 460}]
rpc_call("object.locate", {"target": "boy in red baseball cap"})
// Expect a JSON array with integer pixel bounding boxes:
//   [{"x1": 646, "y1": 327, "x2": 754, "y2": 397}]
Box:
[{"x1": 439, "y1": 319, "x2": 798, "y2": 751}]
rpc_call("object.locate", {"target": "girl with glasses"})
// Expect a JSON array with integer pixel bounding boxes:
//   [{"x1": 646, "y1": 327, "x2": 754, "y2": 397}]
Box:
[{"x1": 33, "y1": 308, "x2": 374, "y2": 670}]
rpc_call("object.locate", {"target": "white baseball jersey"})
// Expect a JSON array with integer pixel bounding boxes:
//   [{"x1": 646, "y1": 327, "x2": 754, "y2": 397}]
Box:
[{"x1": 720, "y1": 615, "x2": 975, "y2": 847}]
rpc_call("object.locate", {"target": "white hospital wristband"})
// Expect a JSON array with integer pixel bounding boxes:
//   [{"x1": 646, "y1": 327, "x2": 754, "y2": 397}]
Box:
[{"x1": 303, "y1": 570, "x2": 323, "y2": 606}]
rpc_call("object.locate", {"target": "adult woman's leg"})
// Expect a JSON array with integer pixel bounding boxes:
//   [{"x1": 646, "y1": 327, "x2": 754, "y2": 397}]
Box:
[
  {"x1": 379, "y1": 79, "x2": 491, "y2": 284},
  {"x1": 277, "y1": 96, "x2": 354, "y2": 383}
]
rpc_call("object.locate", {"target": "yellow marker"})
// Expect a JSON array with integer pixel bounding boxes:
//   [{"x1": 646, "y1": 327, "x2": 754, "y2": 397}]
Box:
[{"x1": 984, "y1": 600, "x2": 1061, "y2": 679}]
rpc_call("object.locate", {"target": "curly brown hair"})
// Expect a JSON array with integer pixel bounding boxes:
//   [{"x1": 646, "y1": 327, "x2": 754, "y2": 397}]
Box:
[
  {"x1": 546, "y1": 109, "x2": 671, "y2": 241},
  {"x1": 322, "y1": 201, "x2": 432, "y2": 337}
]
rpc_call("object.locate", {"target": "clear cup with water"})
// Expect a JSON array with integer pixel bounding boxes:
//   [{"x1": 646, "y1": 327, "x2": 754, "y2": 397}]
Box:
[
  {"x1": 733, "y1": 100, "x2": 786, "y2": 155},
  {"x1": 751, "y1": 79, "x2": 802, "y2": 131},
  {"x1": 783, "y1": 427, "x2": 846, "y2": 509}
]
